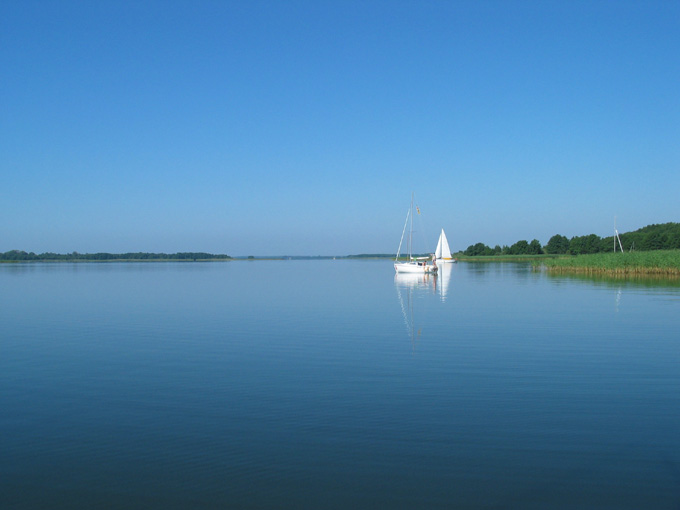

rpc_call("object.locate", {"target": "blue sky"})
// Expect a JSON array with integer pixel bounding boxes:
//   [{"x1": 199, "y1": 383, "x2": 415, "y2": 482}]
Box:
[{"x1": 2, "y1": 1, "x2": 678, "y2": 256}]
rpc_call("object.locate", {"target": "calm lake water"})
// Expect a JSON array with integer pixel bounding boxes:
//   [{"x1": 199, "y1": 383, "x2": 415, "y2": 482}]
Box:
[{"x1": 2, "y1": 260, "x2": 679, "y2": 509}]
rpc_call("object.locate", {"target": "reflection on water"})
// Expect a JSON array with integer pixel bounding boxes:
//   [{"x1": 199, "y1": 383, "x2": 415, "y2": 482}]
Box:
[
  {"x1": 394, "y1": 273, "x2": 431, "y2": 350},
  {"x1": 544, "y1": 269, "x2": 680, "y2": 313},
  {"x1": 436, "y1": 262, "x2": 453, "y2": 301},
  {"x1": 545, "y1": 269, "x2": 680, "y2": 288},
  {"x1": 394, "y1": 266, "x2": 454, "y2": 349},
  {"x1": 394, "y1": 271, "x2": 438, "y2": 291}
]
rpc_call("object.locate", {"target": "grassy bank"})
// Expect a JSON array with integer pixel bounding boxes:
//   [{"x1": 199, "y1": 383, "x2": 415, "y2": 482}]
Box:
[{"x1": 535, "y1": 250, "x2": 680, "y2": 276}]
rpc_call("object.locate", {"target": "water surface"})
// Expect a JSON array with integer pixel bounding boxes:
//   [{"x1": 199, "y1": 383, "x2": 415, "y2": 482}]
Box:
[{"x1": 1, "y1": 260, "x2": 679, "y2": 508}]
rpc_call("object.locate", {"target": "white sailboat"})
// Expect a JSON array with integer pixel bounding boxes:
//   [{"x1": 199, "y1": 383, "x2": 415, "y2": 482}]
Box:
[
  {"x1": 434, "y1": 228, "x2": 457, "y2": 264},
  {"x1": 394, "y1": 194, "x2": 438, "y2": 274}
]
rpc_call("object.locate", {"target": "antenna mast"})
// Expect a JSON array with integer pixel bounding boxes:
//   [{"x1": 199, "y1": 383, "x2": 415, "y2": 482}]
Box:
[{"x1": 614, "y1": 217, "x2": 624, "y2": 252}]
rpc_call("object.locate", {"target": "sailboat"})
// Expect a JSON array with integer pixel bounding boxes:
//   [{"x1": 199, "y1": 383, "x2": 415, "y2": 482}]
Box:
[
  {"x1": 434, "y1": 229, "x2": 457, "y2": 264},
  {"x1": 394, "y1": 194, "x2": 438, "y2": 274}
]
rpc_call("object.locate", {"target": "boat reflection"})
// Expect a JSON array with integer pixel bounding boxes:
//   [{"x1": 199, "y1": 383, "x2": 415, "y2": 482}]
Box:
[
  {"x1": 394, "y1": 267, "x2": 453, "y2": 350},
  {"x1": 395, "y1": 274, "x2": 427, "y2": 351},
  {"x1": 394, "y1": 272, "x2": 436, "y2": 289},
  {"x1": 437, "y1": 262, "x2": 453, "y2": 302}
]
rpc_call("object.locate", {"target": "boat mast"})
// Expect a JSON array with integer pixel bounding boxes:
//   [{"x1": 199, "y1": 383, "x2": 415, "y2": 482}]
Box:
[
  {"x1": 409, "y1": 192, "x2": 414, "y2": 261},
  {"x1": 396, "y1": 206, "x2": 410, "y2": 261}
]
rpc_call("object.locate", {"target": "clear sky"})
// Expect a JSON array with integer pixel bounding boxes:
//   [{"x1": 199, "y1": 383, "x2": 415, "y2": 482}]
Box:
[{"x1": 2, "y1": 1, "x2": 678, "y2": 256}]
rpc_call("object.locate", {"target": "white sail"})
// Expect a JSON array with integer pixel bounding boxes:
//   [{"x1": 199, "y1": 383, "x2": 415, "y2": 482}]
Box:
[{"x1": 435, "y1": 229, "x2": 454, "y2": 262}]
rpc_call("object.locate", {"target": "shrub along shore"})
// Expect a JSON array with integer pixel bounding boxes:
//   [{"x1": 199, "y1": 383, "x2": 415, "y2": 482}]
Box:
[{"x1": 533, "y1": 250, "x2": 680, "y2": 276}]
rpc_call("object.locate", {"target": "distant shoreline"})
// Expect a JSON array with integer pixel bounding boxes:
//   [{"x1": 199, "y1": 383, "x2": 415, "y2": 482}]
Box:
[
  {"x1": 0, "y1": 251, "x2": 400, "y2": 263},
  {"x1": 0, "y1": 251, "x2": 233, "y2": 262},
  {"x1": 0, "y1": 258, "x2": 234, "y2": 263}
]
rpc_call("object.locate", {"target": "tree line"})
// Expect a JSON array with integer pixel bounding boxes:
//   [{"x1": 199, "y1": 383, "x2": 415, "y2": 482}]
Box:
[
  {"x1": 0, "y1": 251, "x2": 232, "y2": 261},
  {"x1": 463, "y1": 222, "x2": 680, "y2": 256}
]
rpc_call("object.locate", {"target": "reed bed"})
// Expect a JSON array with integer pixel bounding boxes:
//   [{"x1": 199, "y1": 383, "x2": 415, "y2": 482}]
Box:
[{"x1": 536, "y1": 250, "x2": 680, "y2": 276}]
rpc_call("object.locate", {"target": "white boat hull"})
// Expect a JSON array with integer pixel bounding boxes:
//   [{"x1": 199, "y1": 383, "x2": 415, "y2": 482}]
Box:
[
  {"x1": 394, "y1": 262, "x2": 438, "y2": 274},
  {"x1": 436, "y1": 257, "x2": 457, "y2": 264}
]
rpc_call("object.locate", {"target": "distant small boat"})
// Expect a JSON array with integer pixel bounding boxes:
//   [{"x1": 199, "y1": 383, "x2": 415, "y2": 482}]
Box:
[
  {"x1": 394, "y1": 193, "x2": 438, "y2": 274},
  {"x1": 435, "y1": 228, "x2": 457, "y2": 264}
]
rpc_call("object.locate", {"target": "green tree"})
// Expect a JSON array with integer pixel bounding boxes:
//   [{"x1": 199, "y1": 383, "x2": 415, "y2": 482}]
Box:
[
  {"x1": 509, "y1": 240, "x2": 529, "y2": 255},
  {"x1": 641, "y1": 232, "x2": 662, "y2": 250},
  {"x1": 582, "y1": 234, "x2": 602, "y2": 254},
  {"x1": 528, "y1": 239, "x2": 543, "y2": 255},
  {"x1": 545, "y1": 234, "x2": 569, "y2": 254},
  {"x1": 569, "y1": 234, "x2": 602, "y2": 254},
  {"x1": 464, "y1": 243, "x2": 493, "y2": 256},
  {"x1": 568, "y1": 236, "x2": 584, "y2": 255}
]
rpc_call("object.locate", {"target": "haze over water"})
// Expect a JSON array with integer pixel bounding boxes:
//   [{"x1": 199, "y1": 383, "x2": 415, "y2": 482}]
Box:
[{"x1": 2, "y1": 260, "x2": 679, "y2": 508}]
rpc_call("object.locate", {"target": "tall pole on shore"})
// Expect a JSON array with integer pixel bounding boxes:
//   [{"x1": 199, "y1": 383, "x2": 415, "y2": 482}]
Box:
[{"x1": 614, "y1": 217, "x2": 624, "y2": 253}]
